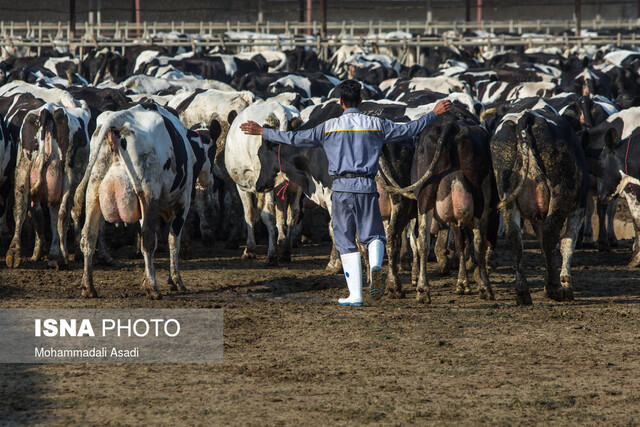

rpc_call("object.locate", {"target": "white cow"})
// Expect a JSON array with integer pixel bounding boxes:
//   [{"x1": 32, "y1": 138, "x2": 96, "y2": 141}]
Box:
[
  {"x1": 73, "y1": 103, "x2": 213, "y2": 299},
  {"x1": 225, "y1": 100, "x2": 302, "y2": 264}
]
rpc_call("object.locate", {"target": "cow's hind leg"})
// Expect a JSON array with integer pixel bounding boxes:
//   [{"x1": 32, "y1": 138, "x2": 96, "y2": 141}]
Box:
[
  {"x1": 606, "y1": 198, "x2": 618, "y2": 247},
  {"x1": 80, "y1": 181, "x2": 103, "y2": 298},
  {"x1": 452, "y1": 224, "x2": 471, "y2": 295},
  {"x1": 96, "y1": 219, "x2": 115, "y2": 265},
  {"x1": 47, "y1": 205, "x2": 64, "y2": 269},
  {"x1": 596, "y1": 195, "x2": 611, "y2": 252},
  {"x1": 279, "y1": 186, "x2": 302, "y2": 262},
  {"x1": 539, "y1": 212, "x2": 571, "y2": 302},
  {"x1": 415, "y1": 211, "x2": 433, "y2": 303},
  {"x1": 434, "y1": 227, "x2": 453, "y2": 275},
  {"x1": 260, "y1": 191, "x2": 278, "y2": 266},
  {"x1": 139, "y1": 199, "x2": 161, "y2": 299},
  {"x1": 558, "y1": 209, "x2": 582, "y2": 301},
  {"x1": 504, "y1": 206, "x2": 531, "y2": 305},
  {"x1": 580, "y1": 191, "x2": 595, "y2": 248},
  {"x1": 408, "y1": 219, "x2": 419, "y2": 286},
  {"x1": 168, "y1": 207, "x2": 188, "y2": 292},
  {"x1": 6, "y1": 157, "x2": 30, "y2": 268},
  {"x1": 29, "y1": 203, "x2": 47, "y2": 262},
  {"x1": 473, "y1": 219, "x2": 494, "y2": 300},
  {"x1": 325, "y1": 220, "x2": 343, "y2": 273},
  {"x1": 386, "y1": 197, "x2": 413, "y2": 298},
  {"x1": 238, "y1": 186, "x2": 258, "y2": 260}
]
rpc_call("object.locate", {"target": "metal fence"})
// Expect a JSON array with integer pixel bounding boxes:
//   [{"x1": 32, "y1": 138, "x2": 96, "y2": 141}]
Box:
[{"x1": 2, "y1": 19, "x2": 640, "y2": 58}]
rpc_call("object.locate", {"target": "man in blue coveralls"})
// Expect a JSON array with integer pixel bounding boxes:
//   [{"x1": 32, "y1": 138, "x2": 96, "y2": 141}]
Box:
[{"x1": 240, "y1": 80, "x2": 451, "y2": 306}]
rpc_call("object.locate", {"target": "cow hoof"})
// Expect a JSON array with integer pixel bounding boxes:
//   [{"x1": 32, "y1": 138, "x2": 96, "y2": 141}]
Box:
[
  {"x1": 455, "y1": 285, "x2": 466, "y2": 295},
  {"x1": 416, "y1": 290, "x2": 431, "y2": 304},
  {"x1": 146, "y1": 290, "x2": 163, "y2": 300},
  {"x1": 241, "y1": 251, "x2": 256, "y2": 260},
  {"x1": 325, "y1": 264, "x2": 342, "y2": 274},
  {"x1": 628, "y1": 252, "x2": 640, "y2": 268},
  {"x1": 479, "y1": 288, "x2": 495, "y2": 301},
  {"x1": 168, "y1": 277, "x2": 187, "y2": 292},
  {"x1": 516, "y1": 292, "x2": 533, "y2": 306},
  {"x1": 544, "y1": 286, "x2": 573, "y2": 302},
  {"x1": 609, "y1": 238, "x2": 618, "y2": 248},
  {"x1": 473, "y1": 269, "x2": 481, "y2": 285},
  {"x1": 562, "y1": 287, "x2": 575, "y2": 301},
  {"x1": 597, "y1": 241, "x2": 610, "y2": 252},
  {"x1": 266, "y1": 256, "x2": 278, "y2": 267},
  {"x1": 400, "y1": 257, "x2": 412, "y2": 272},
  {"x1": 6, "y1": 248, "x2": 23, "y2": 268},
  {"x1": 387, "y1": 288, "x2": 404, "y2": 299},
  {"x1": 438, "y1": 258, "x2": 452, "y2": 276},
  {"x1": 48, "y1": 259, "x2": 68, "y2": 271},
  {"x1": 81, "y1": 287, "x2": 98, "y2": 298}
]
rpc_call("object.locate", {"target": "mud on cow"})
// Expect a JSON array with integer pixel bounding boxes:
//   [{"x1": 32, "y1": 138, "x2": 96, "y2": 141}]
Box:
[
  {"x1": 491, "y1": 103, "x2": 589, "y2": 305},
  {"x1": 380, "y1": 98, "x2": 497, "y2": 303},
  {"x1": 73, "y1": 103, "x2": 212, "y2": 299},
  {"x1": 225, "y1": 100, "x2": 303, "y2": 265},
  {"x1": 5, "y1": 100, "x2": 91, "y2": 269}
]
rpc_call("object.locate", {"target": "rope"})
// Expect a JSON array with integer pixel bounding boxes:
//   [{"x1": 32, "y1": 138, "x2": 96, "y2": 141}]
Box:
[{"x1": 275, "y1": 143, "x2": 289, "y2": 200}]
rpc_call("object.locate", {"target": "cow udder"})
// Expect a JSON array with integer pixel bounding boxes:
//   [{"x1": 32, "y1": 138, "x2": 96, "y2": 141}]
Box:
[{"x1": 99, "y1": 165, "x2": 141, "y2": 224}]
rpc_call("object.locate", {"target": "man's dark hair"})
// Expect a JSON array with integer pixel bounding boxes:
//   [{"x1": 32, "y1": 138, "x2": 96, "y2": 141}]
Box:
[{"x1": 338, "y1": 79, "x2": 362, "y2": 108}]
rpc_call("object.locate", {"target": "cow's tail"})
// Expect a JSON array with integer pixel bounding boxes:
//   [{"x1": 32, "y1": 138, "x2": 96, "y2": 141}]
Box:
[
  {"x1": 497, "y1": 113, "x2": 532, "y2": 211},
  {"x1": 72, "y1": 114, "x2": 126, "y2": 218},
  {"x1": 378, "y1": 121, "x2": 458, "y2": 198},
  {"x1": 480, "y1": 107, "x2": 496, "y2": 123},
  {"x1": 29, "y1": 109, "x2": 55, "y2": 198}
]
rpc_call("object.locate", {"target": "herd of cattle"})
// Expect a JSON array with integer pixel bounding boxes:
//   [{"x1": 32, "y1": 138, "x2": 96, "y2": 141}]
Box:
[{"x1": 0, "y1": 41, "x2": 639, "y2": 304}]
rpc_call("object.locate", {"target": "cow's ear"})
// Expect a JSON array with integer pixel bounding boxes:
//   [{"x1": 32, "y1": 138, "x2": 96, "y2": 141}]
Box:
[
  {"x1": 227, "y1": 110, "x2": 237, "y2": 125},
  {"x1": 289, "y1": 117, "x2": 302, "y2": 130},
  {"x1": 264, "y1": 113, "x2": 280, "y2": 130},
  {"x1": 209, "y1": 118, "x2": 222, "y2": 144},
  {"x1": 605, "y1": 127, "x2": 619, "y2": 149},
  {"x1": 605, "y1": 127, "x2": 618, "y2": 150}
]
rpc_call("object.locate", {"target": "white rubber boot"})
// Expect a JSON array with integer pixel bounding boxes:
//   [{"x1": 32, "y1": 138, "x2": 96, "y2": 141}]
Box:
[
  {"x1": 339, "y1": 252, "x2": 363, "y2": 306},
  {"x1": 368, "y1": 239, "x2": 385, "y2": 300}
]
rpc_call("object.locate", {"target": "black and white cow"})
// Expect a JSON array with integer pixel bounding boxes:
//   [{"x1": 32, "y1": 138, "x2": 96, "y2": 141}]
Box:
[
  {"x1": 167, "y1": 88, "x2": 255, "y2": 247},
  {"x1": 0, "y1": 112, "x2": 11, "y2": 241},
  {"x1": 267, "y1": 72, "x2": 341, "y2": 98},
  {"x1": 476, "y1": 81, "x2": 557, "y2": 104},
  {"x1": 583, "y1": 107, "x2": 640, "y2": 266},
  {"x1": 73, "y1": 103, "x2": 212, "y2": 299},
  {"x1": 0, "y1": 93, "x2": 46, "y2": 245},
  {"x1": 5, "y1": 101, "x2": 91, "y2": 269},
  {"x1": 491, "y1": 102, "x2": 589, "y2": 305},
  {"x1": 613, "y1": 172, "x2": 640, "y2": 268},
  {"x1": 381, "y1": 77, "x2": 472, "y2": 101},
  {"x1": 225, "y1": 100, "x2": 303, "y2": 265}
]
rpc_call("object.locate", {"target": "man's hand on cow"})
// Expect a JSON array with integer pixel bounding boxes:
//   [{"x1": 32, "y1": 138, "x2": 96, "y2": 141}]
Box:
[
  {"x1": 433, "y1": 100, "x2": 452, "y2": 116},
  {"x1": 240, "y1": 121, "x2": 263, "y2": 136}
]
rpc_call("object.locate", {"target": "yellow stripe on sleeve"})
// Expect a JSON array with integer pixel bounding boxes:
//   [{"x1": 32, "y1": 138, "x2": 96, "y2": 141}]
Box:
[{"x1": 324, "y1": 129, "x2": 381, "y2": 133}]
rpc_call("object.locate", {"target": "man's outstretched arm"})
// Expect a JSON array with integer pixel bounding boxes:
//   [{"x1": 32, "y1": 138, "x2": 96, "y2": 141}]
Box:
[
  {"x1": 379, "y1": 99, "x2": 452, "y2": 143},
  {"x1": 240, "y1": 121, "x2": 324, "y2": 147}
]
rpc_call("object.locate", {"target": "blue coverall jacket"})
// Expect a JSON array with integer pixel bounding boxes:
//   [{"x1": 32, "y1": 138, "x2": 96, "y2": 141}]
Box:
[{"x1": 262, "y1": 107, "x2": 437, "y2": 193}]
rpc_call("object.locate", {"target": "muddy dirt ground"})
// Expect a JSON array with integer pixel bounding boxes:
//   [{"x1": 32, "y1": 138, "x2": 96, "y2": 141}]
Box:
[{"x1": 1, "y1": 234, "x2": 640, "y2": 425}]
